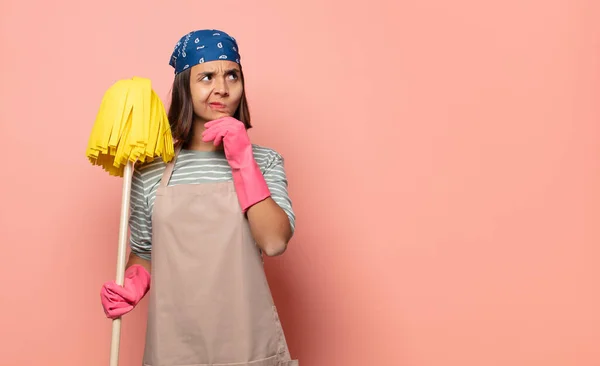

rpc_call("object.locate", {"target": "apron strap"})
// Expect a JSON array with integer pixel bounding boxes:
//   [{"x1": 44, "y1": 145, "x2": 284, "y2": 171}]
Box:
[{"x1": 160, "y1": 145, "x2": 182, "y2": 188}]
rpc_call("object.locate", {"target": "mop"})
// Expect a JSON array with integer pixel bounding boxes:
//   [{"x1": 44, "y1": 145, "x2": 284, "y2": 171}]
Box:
[{"x1": 85, "y1": 76, "x2": 174, "y2": 366}]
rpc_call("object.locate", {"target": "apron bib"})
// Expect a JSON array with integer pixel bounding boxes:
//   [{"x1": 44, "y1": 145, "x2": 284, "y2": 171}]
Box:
[{"x1": 142, "y1": 148, "x2": 298, "y2": 366}]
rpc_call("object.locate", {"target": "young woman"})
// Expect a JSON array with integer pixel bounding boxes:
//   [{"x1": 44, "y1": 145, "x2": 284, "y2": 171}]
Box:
[{"x1": 100, "y1": 29, "x2": 298, "y2": 366}]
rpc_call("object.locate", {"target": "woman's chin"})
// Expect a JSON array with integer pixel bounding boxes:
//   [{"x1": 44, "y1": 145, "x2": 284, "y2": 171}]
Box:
[{"x1": 200, "y1": 112, "x2": 233, "y2": 122}]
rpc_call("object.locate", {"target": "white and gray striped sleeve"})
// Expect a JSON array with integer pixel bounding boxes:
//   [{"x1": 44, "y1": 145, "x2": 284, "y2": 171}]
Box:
[
  {"x1": 263, "y1": 151, "x2": 296, "y2": 234},
  {"x1": 128, "y1": 167, "x2": 153, "y2": 261}
]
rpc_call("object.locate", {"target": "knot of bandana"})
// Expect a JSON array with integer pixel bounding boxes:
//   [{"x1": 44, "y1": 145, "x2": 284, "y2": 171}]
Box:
[{"x1": 169, "y1": 29, "x2": 241, "y2": 75}]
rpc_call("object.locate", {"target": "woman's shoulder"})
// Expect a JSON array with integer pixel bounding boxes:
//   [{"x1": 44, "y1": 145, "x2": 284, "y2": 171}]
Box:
[
  {"x1": 135, "y1": 156, "x2": 168, "y2": 173},
  {"x1": 251, "y1": 144, "x2": 286, "y2": 170},
  {"x1": 132, "y1": 158, "x2": 169, "y2": 188},
  {"x1": 251, "y1": 143, "x2": 284, "y2": 161}
]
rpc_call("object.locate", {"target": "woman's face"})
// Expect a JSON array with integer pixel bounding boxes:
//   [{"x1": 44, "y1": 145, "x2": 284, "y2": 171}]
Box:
[{"x1": 189, "y1": 60, "x2": 243, "y2": 123}]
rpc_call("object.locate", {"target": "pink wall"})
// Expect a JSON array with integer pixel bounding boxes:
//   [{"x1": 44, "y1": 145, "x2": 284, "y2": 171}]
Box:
[{"x1": 1, "y1": 0, "x2": 599, "y2": 365}]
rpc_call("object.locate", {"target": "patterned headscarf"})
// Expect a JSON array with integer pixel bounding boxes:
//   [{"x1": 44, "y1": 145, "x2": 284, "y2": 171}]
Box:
[{"x1": 169, "y1": 29, "x2": 241, "y2": 75}]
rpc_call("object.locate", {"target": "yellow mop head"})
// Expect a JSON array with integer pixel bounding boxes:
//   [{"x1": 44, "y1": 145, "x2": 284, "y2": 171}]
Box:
[{"x1": 85, "y1": 76, "x2": 175, "y2": 177}]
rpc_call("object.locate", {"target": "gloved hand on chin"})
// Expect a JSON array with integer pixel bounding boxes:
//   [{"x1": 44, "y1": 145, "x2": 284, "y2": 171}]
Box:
[
  {"x1": 202, "y1": 116, "x2": 271, "y2": 212},
  {"x1": 100, "y1": 264, "x2": 151, "y2": 319}
]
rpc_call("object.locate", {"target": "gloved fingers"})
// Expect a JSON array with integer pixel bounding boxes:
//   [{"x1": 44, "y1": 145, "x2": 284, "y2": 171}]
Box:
[
  {"x1": 101, "y1": 281, "x2": 124, "y2": 300},
  {"x1": 201, "y1": 127, "x2": 218, "y2": 142},
  {"x1": 202, "y1": 126, "x2": 227, "y2": 146},
  {"x1": 101, "y1": 288, "x2": 124, "y2": 304},
  {"x1": 213, "y1": 130, "x2": 226, "y2": 146},
  {"x1": 204, "y1": 116, "x2": 238, "y2": 129},
  {"x1": 101, "y1": 286, "x2": 133, "y2": 319},
  {"x1": 205, "y1": 118, "x2": 243, "y2": 135},
  {"x1": 103, "y1": 281, "x2": 138, "y2": 303},
  {"x1": 103, "y1": 301, "x2": 133, "y2": 319}
]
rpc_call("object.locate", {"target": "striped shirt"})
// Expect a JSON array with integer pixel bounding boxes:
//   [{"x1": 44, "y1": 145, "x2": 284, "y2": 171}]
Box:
[{"x1": 128, "y1": 145, "x2": 295, "y2": 261}]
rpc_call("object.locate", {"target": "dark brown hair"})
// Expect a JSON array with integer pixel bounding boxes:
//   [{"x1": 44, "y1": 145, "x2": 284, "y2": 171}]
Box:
[{"x1": 167, "y1": 66, "x2": 252, "y2": 149}]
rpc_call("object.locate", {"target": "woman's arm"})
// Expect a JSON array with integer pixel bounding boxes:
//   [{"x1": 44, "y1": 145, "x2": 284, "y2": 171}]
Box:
[
  {"x1": 247, "y1": 198, "x2": 292, "y2": 256},
  {"x1": 201, "y1": 118, "x2": 295, "y2": 254},
  {"x1": 128, "y1": 166, "x2": 153, "y2": 271},
  {"x1": 126, "y1": 251, "x2": 152, "y2": 273},
  {"x1": 247, "y1": 150, "x2": 296, "y2": 256}
]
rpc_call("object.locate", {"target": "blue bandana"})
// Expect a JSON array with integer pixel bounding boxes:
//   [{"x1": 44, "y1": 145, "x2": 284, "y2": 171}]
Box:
[{"x1": 169, "y1": 29, "x2": 241, "y2": 75}]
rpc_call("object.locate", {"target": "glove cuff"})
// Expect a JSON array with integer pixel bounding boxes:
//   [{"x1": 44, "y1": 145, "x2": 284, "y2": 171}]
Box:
[
  {"x1": 125, "y1": 264, "x2": 151, "y2": 292},
  {"x1": 231, "y1": 161, "x2": 271, "y2": 212}
]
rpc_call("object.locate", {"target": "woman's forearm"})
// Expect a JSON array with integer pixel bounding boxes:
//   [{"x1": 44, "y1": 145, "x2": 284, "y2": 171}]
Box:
[
  {"x1": 126, "y1": 252, "x2": 152, "y2": 273},
  {"x1": 247, "y1": 197, "x2": 292, "y2": 256}
]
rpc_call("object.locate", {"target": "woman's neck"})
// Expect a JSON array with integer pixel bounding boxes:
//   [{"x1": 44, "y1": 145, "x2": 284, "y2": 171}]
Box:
[{"x1": 185, "y1": 118, "x2": 222, "y2": 152}]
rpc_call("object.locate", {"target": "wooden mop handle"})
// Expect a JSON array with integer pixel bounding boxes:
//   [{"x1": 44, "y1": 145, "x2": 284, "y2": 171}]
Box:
[{"x1": 110, "y1": 161, "x2": 134, "y2": 366}]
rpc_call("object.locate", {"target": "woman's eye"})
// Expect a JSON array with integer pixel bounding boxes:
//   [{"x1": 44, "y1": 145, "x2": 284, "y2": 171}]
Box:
[
  {"x1": 227, "y1": 73, "x2": 238, "y2": 80},
  {"x1": 200, "y1": 75, "x2": 211, "y2": 82}
]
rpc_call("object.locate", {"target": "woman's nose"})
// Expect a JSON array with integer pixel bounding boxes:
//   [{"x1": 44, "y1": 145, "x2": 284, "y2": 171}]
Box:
[{"x1": 214, "y1": 78, "x2": 229, "y2": 96}]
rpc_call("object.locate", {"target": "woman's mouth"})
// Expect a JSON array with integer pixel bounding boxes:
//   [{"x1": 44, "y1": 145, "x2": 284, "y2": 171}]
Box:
[{"x1": 209, "y1": 102, "x2": 226, "y2": 110}]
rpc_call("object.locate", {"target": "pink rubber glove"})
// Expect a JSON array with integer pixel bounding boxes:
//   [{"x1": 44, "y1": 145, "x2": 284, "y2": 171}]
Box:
[
  {"x1": 202, "y1": 117, "x2": 271, "y2": 212},
  {"x1": 100, "y1": 264, "x2": 151, "y2": 319}
]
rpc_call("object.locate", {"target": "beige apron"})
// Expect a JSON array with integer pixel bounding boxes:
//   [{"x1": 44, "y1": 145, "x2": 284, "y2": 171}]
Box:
[{"x1": 142, "y1": 148, "x2": 298, "y2": 366}]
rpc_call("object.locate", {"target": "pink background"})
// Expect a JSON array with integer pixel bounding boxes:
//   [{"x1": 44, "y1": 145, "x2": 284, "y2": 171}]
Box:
[{"x1": 1, "y1": 0, "x2": 600, "y2": 365}]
